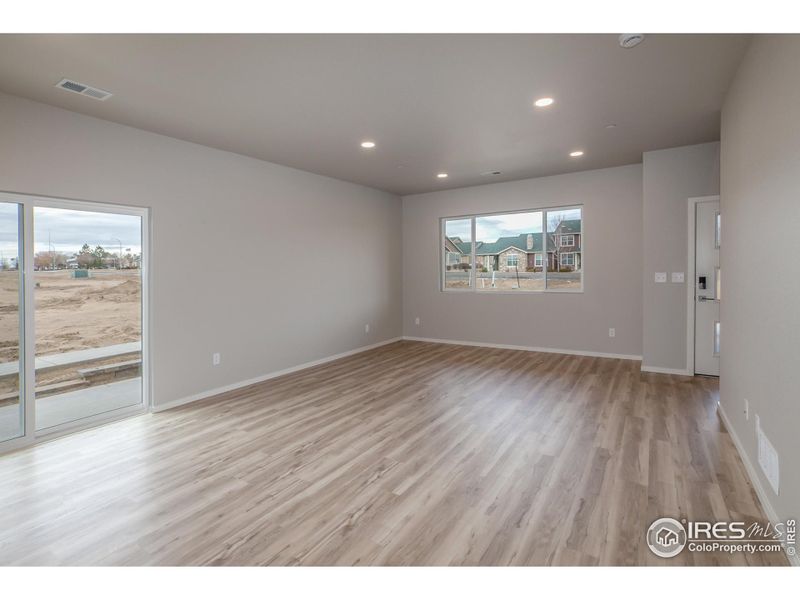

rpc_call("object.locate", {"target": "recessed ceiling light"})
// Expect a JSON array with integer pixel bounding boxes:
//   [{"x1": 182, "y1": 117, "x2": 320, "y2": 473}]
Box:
[
  {"x1": 437, "y1": 173, "x2": 448, "y2": 179},
  {"x1": 569, "y1": 151, "x2": 584, "y2": 157},
  {"x1": 605, "y1": 124, "x2": 617, "y2": 129},
  {"x1": 534, "y1": 97, "x2": 554, "y2": 108},
  {"x1": 618, "y1": 34, "x2": 645, "y2": 49},
  {"x1": 360, "y1": 141, "x2": 376, "y2": 149}
]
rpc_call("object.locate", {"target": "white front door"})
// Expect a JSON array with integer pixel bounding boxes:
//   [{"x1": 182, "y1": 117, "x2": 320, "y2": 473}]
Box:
[{"x1": 694, "y1": 201, "x2": 720, "y2": 376}]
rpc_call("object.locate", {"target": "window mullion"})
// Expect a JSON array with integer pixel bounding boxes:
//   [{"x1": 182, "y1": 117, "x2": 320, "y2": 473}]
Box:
[
  {"x1": 542, "y1": 210, "x2": 548, "y2": 290},
  {"x1": 470, "y1": 217, "x2": 476, "y2": 290}
]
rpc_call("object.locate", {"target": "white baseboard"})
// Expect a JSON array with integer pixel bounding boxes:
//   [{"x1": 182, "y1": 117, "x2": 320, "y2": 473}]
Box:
[
  {"x1": 402, "y1": 336, "x2": 642, "y2": 361},
  {"x1": 640, "y1": 364, "x2": 693, "y2": 376},
  {"x1": 153, "y1": 337, "x2": 402, "y2": 413},
  {"x1": 718, "y1": 402, "x2": 799, "y2": 567}
]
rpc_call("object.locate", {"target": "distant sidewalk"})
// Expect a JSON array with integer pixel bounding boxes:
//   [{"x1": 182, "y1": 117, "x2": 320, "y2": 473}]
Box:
[{"x1": 0, "y1": 341, "x2": 141, "y2": 378}]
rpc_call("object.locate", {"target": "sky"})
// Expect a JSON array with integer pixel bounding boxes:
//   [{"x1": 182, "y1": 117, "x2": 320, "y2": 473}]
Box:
[
  {"x1": 446, "y1": 208, "x2": 581, "y2": 242},
  {"x1": 0, "y1": 205, "x2": 142, "y2": 260}
]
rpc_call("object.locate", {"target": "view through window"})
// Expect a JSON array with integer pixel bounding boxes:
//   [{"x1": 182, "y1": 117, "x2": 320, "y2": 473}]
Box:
[
  {"x1": 475, "y1": 210, "x2": 543, "y2": 291},
  {"x1": 443, "y1": 218, "x2": 472, "y2": 289},
  {"x1": 442, "y1": 206, "x2": 582, "y2": 292}
]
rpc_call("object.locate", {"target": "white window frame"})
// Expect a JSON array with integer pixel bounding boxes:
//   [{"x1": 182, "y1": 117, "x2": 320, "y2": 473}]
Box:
[
  {"x1": 505, "y1": 254, "x2": 519, "y2": 267},
  {"x1": 534, "y1": 253, "x2": 543, "y2": 267},
  {"x1": 559, "y1": 234, "x2": 575, "y2": 247},
  {"x1": 560, "y1": 252, "x2": 575, "y2": 266},
  {"x1": 440, "y1": 205, "x2": 583, "y2": 294}
]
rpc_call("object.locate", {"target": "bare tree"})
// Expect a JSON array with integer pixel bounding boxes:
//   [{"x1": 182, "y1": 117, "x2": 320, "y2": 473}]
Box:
[
  {"x1": 547, "y1": 213, "x2": 564, "y2": 233},
  {"x1": 546, "y1": 214, "x2": 565, "y2": 271},
  {"x1": 34, "y1": 251, "x2": 67, "y2": 270}
]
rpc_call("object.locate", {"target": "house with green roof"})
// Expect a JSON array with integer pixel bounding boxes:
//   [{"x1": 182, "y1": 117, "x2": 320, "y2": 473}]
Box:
[{"x1": 444, "y1": 219, "x2": 581, "y2": 273}]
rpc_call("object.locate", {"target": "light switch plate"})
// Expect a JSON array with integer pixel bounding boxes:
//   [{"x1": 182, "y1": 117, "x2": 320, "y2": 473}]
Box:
[
  {"x1": 655, "y1": 272, "x2": 667, "y2": 283},
  {"x1": 671, "y1": 272, "x2": 685, "y2": 283}
]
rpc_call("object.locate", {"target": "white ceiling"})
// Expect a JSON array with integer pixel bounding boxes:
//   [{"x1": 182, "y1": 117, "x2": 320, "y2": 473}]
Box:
[{"x1": 0, "y1": 34, "x2": 750, "y2": 196}]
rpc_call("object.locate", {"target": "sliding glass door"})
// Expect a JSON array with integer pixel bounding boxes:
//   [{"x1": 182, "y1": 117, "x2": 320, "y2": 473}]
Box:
[
  {"x1": 33, "y1": 207, "x2": 144, "y2": 430},
  {"x1": 0, "y1": 192, "x2": 148, "y2": 451},
  {"x1": 0, "y1": 202, "x2": 23, "y2": 443}
]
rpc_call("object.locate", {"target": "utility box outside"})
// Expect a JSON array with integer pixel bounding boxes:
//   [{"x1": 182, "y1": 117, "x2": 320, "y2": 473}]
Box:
[{"x1": 73, "y1": 269, "x2": 90, "y2": 279}]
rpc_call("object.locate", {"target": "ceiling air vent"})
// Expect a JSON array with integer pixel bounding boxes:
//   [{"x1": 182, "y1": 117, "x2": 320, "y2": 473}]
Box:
[{"x1": 55, "y1": 78, "x2": 112, "y2": 101}]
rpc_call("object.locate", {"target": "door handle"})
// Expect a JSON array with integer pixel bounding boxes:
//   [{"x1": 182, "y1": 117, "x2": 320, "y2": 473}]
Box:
[{"x1": 697, "y1": 296, "x2": 717, "y2": 302}]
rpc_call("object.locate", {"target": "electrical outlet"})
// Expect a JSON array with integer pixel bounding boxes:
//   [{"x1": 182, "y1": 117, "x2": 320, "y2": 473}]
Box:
[
  {"x1": 365, "y1": 324, "x2": 370, "y2": 333},
  {"x1": 415, "y1": 317, "x2": 420, "y2": 326},
  {"x1": 744, "y1": 398, "x2": 749, "y2": 420},
  {"x1": 655, "y1": 272, "x2": 667, "y2": 283},
  {"x1": 608, "y1": 328, "x2": 615, "y2": 338},
  {"x1": 671, "y1": 272, "x2": 685, "y2": 283},
  {"x1": 212, "y1": 352, "x2": 221, "y2": 366}
]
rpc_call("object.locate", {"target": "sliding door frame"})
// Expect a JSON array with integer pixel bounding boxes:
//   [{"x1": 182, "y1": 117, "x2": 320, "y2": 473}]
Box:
[{"x1": 0, "y1": 191, "x2": 151, "y2": 455}]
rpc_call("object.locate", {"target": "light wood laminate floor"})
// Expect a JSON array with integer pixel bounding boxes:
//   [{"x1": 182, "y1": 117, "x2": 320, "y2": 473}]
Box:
[{"x1": 0, "y1": 341, "x2": 787, "y2": 565}]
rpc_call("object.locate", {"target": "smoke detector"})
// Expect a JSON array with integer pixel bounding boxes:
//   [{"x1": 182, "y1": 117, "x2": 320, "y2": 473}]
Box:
[
  {"x1": 55, "y1": 78, "x2": 112, "y2": 101},
  {"x1": 618, "y1": 34, "x2": 645, "y2": 49}
]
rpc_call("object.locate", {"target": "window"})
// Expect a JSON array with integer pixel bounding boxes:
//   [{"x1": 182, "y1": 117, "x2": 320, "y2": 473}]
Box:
[
  {"x1": 441, "y1": 206, "x2": 582, "y2": 293},
  {"x1": 715, "y1": 211, "x2": 721, "y2": 248},
  {"x1": 442, "y1": 218, "x2": 472, "y2": 290},
  {"x1": 476, "y1": 210, "x2": 543, "y2": 291},
  {"x1": 547, "y1": 208, "x2": 582, "y2": 290},
  {"x1": 714, "y1": 321, "x2": 721, "y2": 356}
]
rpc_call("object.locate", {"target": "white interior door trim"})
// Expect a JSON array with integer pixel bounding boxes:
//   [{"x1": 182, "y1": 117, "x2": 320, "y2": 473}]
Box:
[{"x1": 686, "y1": 195, "x2": 720, "y2": 375}]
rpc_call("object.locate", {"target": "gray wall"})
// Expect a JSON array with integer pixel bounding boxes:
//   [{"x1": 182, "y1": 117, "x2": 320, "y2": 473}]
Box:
[
  {"x1": 402, "y1": 164, "x2": 643, "y2": 357},
  {"x1": 0, "y1": 92, "x2": 402, "y2": 407},
  {"x1": 642, "y1": 142, "x2": 720, "y2": 371},
  {"x1": 720, "y1": 36, "x2": 800, "y2": 525}
]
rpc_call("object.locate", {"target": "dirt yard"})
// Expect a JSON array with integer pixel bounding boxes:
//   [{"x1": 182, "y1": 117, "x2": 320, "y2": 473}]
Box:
[
  {"x1": 444, "y1": 273, "x2": 580, "y2": 291},
  {"x1": 0, "y1": 269, "x2": 141, "y2": 363}
]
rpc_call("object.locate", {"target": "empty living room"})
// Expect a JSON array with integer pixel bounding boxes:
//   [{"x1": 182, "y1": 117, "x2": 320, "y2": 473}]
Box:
[{"x1": 1, "y1": 2, "x2": 798, "y2": 597}]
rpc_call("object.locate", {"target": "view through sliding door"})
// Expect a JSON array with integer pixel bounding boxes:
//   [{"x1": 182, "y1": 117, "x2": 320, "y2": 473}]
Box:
[
  {"x1": 0, "y1": 202, "x2": 23, "y2": 443},
  {"x1": 0, "y1": 193, "x2": 148, "y2": 449},
  {"x1": 33, "y1": 206, "x2": 144, "y2": 431}
]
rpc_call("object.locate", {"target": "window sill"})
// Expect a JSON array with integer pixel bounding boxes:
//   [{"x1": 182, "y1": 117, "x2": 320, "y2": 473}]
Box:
[{"x1": 441, "y1": 288, "x2": 584, "y2": 295}]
